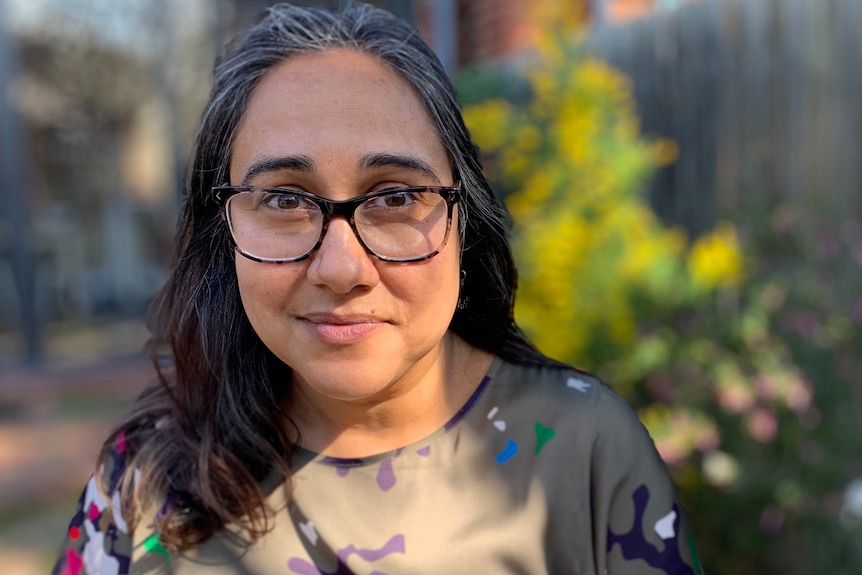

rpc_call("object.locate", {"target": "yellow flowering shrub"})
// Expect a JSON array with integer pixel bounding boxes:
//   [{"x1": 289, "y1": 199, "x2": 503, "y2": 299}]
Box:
[{"x1": 463, "y1": 34, "x2": 743, "y2": 373}]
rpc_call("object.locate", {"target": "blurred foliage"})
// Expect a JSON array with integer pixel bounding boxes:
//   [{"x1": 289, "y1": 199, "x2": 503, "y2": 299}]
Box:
[{"x1": 456, "y1": 12, "x2": 862, "y2": 575}]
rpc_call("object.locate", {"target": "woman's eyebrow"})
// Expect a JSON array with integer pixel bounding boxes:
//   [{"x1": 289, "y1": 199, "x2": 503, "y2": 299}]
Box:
[
  {"x1": 359, "y1": 153, "x2": 441, "y2": 184},
  {"x1": 240, "y1": 155, "x2": 315, "y2": 185}
]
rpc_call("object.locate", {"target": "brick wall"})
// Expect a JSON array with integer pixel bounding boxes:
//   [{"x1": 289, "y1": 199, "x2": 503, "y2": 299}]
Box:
[
  {"x1": 605, "y1": 0, "x2": 656, "y2": 23},
  {"x1": 458, "y1": 0, "x2": 535, "y2": 63},
  {"x1": 412, "y1": 0, "x2": 692, "y2": 70}
]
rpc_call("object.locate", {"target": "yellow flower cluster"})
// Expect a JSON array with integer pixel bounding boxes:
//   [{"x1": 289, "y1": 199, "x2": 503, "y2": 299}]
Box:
[
  {"x1": 461, "y1": 100, "x2": 512, "y2": 154},
  {"x1": 687, "y1": 222, "x2": 744, "y2": 290}
]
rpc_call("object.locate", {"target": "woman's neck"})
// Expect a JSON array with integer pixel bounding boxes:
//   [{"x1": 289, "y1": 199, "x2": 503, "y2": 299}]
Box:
[{"x1": 285, "y1": 333, "x2": 494, "y2": 458}]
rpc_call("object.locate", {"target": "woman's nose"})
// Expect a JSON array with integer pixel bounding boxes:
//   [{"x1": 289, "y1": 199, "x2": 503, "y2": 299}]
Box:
[{"x1": 305, "y1": 217, "x2": 379, "y2": 294}]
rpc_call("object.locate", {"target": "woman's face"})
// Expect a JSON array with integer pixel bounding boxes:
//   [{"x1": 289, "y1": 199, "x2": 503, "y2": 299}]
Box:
[{"x1": 229, "y1": 49, "x2": 460, "y2": 406}]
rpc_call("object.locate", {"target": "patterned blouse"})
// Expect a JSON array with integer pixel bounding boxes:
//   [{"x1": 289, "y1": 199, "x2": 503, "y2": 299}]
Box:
[{"x1": 53, "y1": 357, "x2": 703, "y2": 575}]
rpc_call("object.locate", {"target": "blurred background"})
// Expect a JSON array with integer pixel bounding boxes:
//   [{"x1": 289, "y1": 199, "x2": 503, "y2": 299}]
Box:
[{"x1": 0, "y1": 0, "x2": 860, "y2": 572}]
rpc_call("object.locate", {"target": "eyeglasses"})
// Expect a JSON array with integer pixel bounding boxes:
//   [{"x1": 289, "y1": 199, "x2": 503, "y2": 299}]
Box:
[{"x1": 213, "y1": 185, "x2": 460, "y2": 263}]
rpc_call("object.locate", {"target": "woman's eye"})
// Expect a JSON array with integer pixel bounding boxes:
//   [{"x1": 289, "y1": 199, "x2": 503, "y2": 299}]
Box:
[
  {"x1": 368, "y1": 191, "x2": 420, "y2": 208},
  {"x1": 263, "y1": 193, "x2": 308, "y2": 210},
  {"x1": 384, "y1": 192, "x2": 411, "y2": 207},
  {"x1": 276, "y1": 195, "x2": 299, "y2": 209}
]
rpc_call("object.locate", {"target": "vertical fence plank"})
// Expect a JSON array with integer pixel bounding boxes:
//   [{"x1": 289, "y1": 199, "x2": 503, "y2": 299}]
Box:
[
  {"x1": 767, "y1": 0, "x2": 787, "y2": 211},
  {"x1": 809, "y1": 0, "x2": 833, "y2": 212},
  {"x1": 744, "y1": 0, "x2": 772, "y2": 207},
  {"x1": 715, "y1": 0, "x2": 742, "y2": 214},
  {"x1": 833, "y1": 0, "x2": 861, "y2": 210}
]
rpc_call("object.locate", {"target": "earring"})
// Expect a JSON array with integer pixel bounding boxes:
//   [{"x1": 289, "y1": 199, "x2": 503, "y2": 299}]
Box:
[{"x1": 457, "y1": 269, "x2": 468, "y2": 310}]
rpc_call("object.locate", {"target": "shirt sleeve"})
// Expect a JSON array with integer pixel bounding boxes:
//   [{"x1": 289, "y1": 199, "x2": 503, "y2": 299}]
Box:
[
  {"x1": 51, "y1": 435, "x2": 134, "y2": 575},
  {"x1": 589, "y1": 387, "x2": 704, "y2": 575}
]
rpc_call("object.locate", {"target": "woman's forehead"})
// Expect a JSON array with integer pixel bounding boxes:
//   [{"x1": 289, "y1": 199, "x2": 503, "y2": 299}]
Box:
[{"x1": 229, "y1": 49, "x2": 449, "y2": 185}]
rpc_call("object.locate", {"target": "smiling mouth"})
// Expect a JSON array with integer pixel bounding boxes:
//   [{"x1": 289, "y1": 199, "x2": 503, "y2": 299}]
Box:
[{"x1": 301, "y1": 314, "x2": 386, "y2": 344}]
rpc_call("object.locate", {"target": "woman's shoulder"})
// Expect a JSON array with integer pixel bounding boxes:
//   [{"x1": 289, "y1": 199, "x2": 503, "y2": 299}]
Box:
[
  {"x1": 490, "y1": 357, "x2": 656, "y2": 450},
  {"x1": 493, "y1": 357, "x2": 613, "y2": 409}
]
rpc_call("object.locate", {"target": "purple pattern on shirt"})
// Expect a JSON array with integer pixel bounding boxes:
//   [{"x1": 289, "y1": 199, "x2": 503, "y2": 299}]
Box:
[
  {"x1": 376, "y1": 459, "x2": 396, "y2": 491},
  {"x1": 607, "y1": 485, "x2": 693, "y2": 575},
  {"x1": 322, "y1": 457, "x2": 363, "y2": 478},
  {"x1": 287, "y1": 534, "x2": 405, "y2": 575}
]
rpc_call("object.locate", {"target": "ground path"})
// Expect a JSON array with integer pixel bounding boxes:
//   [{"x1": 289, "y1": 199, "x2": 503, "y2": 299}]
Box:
[{"x1": 0, "y1": 356, "x2": 153, "y2": 573}]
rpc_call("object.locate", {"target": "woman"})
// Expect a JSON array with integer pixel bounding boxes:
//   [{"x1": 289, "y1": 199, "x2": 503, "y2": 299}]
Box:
[{"x1": 53, "y1": 3, "x2": 701, "y2": 574}]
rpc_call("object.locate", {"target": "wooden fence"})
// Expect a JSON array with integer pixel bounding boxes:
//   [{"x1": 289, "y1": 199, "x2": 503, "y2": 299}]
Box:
[{"x1": 588, "y1": 0, "x2": 862, "y2": 235}]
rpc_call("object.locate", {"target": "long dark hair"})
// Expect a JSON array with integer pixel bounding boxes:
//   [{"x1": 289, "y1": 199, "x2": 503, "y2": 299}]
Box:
[{"x1": 101, "y1": 1, "x2": 555, "y2": 550}]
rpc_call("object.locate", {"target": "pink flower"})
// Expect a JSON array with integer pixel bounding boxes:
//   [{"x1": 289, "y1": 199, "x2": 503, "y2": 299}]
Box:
[
  {"x1": 747, "y1": 408, "x2": 778, "y2": 443},
  {"x1": 716, "y1": 382, "x2": 755, "y2": 414},
  {"x1": 785, "y1": 377, "x2": 813, "y2": 414},
  {"x1": 695, "y1": 427, "x2": 720, "y2": 453},
  {"x1": 654, "y1": 442, "x2": 689, "y2": 468},
  {"x1": 755, "y1": 374, "x2": 778, "y2": 401}
]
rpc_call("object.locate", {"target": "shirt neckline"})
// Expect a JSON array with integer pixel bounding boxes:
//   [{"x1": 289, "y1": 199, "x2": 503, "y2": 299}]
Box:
[{"x1": 291, "y1": 356, "x2": 502, "y2": 468}]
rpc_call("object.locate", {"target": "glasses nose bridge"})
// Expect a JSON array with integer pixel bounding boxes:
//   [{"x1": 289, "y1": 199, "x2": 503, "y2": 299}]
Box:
[
  {"x1": 322, "y1": 196, "x2": 363, "y2": 221},
  {"x1": 317, "y1": 196, "x2": 366, "y2": 248}
]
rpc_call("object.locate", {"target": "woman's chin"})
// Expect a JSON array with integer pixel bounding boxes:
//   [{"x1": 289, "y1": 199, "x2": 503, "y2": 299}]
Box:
[{"x1": 293, "y1": 370, "x2": 401, "y2": 405}]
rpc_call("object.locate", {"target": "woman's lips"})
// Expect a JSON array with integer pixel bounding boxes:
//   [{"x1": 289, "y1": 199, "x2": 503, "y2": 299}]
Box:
[{"x1": 301, "y1": 314, "x2": 386, "y2": 344}]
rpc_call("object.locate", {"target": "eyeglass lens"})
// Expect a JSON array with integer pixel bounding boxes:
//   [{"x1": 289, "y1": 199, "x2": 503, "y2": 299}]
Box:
[{"x1": 226, "y1": 189, "x2": 451, "y2": 262}]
